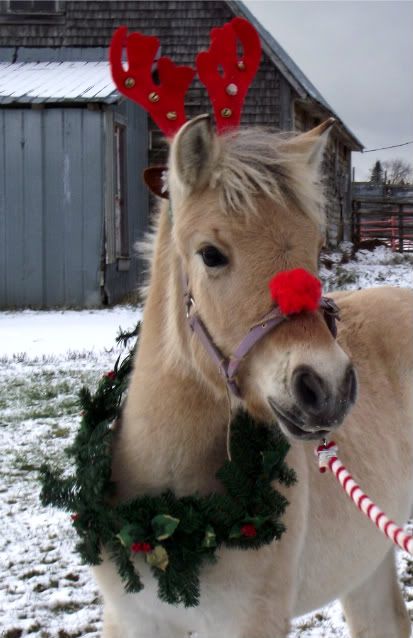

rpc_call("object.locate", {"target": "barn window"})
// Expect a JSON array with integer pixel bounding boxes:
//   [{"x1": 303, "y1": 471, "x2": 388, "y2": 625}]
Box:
[
  {"x1": 7, "y1": 1, "x2": 61, "y2": 13},
  {"x1": 2, "y1": 1, "x2": 65, "y2": 22},
  {"x1": 114, "y1": 123, "x2": 129, "y2": 262}
]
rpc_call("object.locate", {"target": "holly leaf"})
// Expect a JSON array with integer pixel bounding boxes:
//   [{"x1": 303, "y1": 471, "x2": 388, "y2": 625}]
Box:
[
  {"x1": 146, "y1": 545, "x2": 169, "y2": 571},
  {"x1": 117, "y1": 523, "x2": 146, "y2": 548},
  {"x1": 229, "y1": 523, "x2": 242, "y2": 539},
  {"x1": 201, "y1": 525, "x2": 217, "y2": 548},
  {"x1": 151, "y1": 514, "x2": 180, "y2": 541}
]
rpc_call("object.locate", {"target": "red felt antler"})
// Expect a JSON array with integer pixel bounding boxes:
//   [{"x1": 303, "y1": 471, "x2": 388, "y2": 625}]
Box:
[
  {"x1": 109, "y1": 26, "x2": 195, "y2": 138},
  {"x1": 196, "y1": 17, "x2": 261, "y2": 133}
]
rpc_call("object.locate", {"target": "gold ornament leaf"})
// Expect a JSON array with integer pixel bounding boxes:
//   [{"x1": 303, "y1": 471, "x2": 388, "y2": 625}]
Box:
[{"x1": 146, "y1": 545, "x2": 169, "y2": 572}]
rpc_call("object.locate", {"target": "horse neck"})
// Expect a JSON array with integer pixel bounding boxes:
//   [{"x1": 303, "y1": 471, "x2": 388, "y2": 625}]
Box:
[{"x1": 113, "y1": 205, "x2": 228, "y2": 500}]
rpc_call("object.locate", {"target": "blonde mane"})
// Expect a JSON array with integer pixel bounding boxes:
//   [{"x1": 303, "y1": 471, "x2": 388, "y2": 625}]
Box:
[{"x1": 212, "y1": 128, "x2": 326, "y2": 229}]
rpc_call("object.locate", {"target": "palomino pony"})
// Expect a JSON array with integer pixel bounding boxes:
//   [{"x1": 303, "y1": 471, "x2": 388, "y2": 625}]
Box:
[{"x1": 93, "y1": 115, "x2": 413, "y2": 637}]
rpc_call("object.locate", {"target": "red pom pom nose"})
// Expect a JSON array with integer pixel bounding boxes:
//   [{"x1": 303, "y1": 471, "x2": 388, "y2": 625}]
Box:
[{"x1": 268, "y1": 268, "x2": 322, "y2": 316}]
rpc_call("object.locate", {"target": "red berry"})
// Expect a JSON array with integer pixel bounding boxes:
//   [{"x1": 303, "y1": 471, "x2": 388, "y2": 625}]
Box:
[
  {"x1": 105, "y1": 371, "x2": 116, "y2": 381},
  {"x1": 71, "y1": 513, "x2": 79, "y2": 522},
  {"x1": 141, "y1": 543, "x2": 153, "y2": 553},
  {"x1": 240, "y1": 523, "x2": 257, "y2": 538},
  {"x1": 131, "y1": 542, "x2": 143, "y2": 553},
  {"x1": 131, "y1": 541, "x2": 153, "y2": 554}
]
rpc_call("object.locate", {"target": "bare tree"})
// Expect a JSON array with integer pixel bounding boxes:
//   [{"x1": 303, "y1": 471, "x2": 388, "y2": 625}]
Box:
[{"x1": 382, "y1": 158, "x2": 413, "y2": 185}]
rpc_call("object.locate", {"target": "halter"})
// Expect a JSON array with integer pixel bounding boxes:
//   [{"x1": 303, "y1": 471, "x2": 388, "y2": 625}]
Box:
[{"x1": 184, "y1": 277, "x2": 340, "y2": 398}]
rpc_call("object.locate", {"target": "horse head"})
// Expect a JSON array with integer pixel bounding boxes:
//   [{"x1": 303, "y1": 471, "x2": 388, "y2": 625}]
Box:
[{"x1": 167, "y1": 115, "x2": 357, "y2": 440}]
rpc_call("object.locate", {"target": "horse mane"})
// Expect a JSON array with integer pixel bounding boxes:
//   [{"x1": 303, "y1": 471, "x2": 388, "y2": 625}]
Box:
[{"x1": 212, "y1": 127, "x2": 326, "y2": 229}]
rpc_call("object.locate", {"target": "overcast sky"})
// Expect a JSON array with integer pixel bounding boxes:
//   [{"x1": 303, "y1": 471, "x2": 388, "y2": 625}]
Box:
[{"x1": 244, "y1": 0, "x2": 413, "y2": 181}]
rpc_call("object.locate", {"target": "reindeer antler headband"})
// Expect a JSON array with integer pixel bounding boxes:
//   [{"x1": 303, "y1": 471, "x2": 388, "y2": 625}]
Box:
[{"x1": 109, "y1": 17, "x2": 261, "y2": 138}]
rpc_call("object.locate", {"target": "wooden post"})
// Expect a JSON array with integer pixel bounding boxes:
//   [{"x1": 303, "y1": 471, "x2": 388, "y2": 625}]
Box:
[
  {"x1": 352, "y1": 199, "x2": 360, "y2": 247},
  {"x1": 398, "y1": 204, "x2": 404, "y2": 253}
]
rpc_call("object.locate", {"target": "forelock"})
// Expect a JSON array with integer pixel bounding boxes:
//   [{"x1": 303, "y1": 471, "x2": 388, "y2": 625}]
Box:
[{"x1": 212, "y1": 128, "x2": 326, "y2": 231}]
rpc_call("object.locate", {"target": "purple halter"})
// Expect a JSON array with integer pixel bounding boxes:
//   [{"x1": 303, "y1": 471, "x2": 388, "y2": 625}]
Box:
[{"x1": 184, "y1": 282, "x2": 340, "y2": 398}]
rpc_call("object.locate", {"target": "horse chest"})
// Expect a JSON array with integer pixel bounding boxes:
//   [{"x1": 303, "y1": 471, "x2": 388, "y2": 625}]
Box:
[{"x1": 94, "y1": 548, "x2": 271, "y2": 637}]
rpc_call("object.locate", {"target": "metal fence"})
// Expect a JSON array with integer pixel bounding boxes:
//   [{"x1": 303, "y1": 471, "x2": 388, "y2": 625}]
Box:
[{"x1": 352, "y1": 198, "x2": 413, "y2": 252}]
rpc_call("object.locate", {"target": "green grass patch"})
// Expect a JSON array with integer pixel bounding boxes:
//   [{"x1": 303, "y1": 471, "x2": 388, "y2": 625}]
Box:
[{"x1": 51, "y1": 426, "x2": 71, "y2": 439}]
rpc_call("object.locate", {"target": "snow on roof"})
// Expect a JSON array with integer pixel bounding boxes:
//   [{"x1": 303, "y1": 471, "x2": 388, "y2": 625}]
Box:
[{"x1": 0, "y1": 61, "x2": 119, "y2": 104}]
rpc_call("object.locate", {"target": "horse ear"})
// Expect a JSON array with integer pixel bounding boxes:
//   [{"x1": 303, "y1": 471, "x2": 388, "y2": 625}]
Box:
[
  {"x1": 286, "y1": 118, "x2": 335, "y2": 172},
  {"x1": 169, "y1": 114, "x2": 218, "y2": 192},
  {"x1": 143, "y1": 166, "x2": 169, "y2": 199}
]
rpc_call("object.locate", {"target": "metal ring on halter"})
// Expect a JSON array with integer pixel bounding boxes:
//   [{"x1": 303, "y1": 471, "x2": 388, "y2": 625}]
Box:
[{"x1": 185, "y1": 296, "x2": 195, "y2": 318}]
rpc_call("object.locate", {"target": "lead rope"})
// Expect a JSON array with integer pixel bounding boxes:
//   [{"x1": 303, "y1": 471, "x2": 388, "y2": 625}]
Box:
[{"x1": 316, "y1": 440, "x2": 413, "y2": 555}]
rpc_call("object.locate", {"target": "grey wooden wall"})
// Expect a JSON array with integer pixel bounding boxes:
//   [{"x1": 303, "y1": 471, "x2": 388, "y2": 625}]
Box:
[
  {"x1": 104, "y1": 98, "x2": 149, "y2": 305},
  {"x1": 0, "y1": 107, "x2": 104, "y2": 308}
]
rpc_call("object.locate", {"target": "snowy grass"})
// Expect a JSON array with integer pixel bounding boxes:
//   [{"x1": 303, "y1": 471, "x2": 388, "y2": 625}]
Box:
[
  {"x1": 1, "y1": 248, "x2": 413, "y2": 637},
  {"x1": 1, "y1": 308, "x2": 139, "y2": 638},
  {"x1": 321, "y1": 245, "x2": 413, "y2": 292}
]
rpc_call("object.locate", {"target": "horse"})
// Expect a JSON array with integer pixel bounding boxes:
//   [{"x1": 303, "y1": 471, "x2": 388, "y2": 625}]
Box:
[{"x1": 93, "y1": 115, "x2": 413, "y2": 638}]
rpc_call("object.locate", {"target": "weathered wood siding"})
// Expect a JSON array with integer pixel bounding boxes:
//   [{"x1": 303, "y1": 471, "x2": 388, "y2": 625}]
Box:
[
  {"x1": 0, "y1": 107, "x2": 103, "y2": 308},
  {"x1": 322, "y1": 136, "x2": 352, "y2": 245},
  {"x1": 295, "y1": 105, "x2": 352, "y2": 245}
]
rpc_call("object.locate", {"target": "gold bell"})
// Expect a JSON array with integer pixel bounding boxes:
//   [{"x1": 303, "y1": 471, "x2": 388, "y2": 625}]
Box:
[
  {"x1": 221, "y1": 107, "x2": 232, "y2": 118},
  {"x1": 166, "y1": 111, "x2": 177, "y2": 120},
  {"x1": 148, "y1": 91, "x2": 160, "y2": 103},
  {"x1": 124, "y1": 77, "x2": 135, "y2": 89}
]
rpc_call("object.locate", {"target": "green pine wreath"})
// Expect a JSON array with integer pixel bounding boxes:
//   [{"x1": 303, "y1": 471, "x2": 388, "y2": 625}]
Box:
[{"x1": 40, "y1": 324, "x2": 296, "y2": 607}]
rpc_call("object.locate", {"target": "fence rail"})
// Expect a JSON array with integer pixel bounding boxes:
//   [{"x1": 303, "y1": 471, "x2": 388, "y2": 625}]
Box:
[{"x1": 352, "y1": 198, "x2": 413, "y2": 252}]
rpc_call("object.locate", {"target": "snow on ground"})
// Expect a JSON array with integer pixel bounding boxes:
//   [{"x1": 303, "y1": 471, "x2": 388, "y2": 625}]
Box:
[
  {"x1": 1, "y1": 306, "x2": 140, "y2": 638},
  {"x1": 0, "y1": 247, "x2": 412, "y2": 638},
  {"x1": 0, "y1": 306, "x2": 139, "y2": 359},
  {"x1": 321, "y1": 244, "x2": 413, "y2": 292}
]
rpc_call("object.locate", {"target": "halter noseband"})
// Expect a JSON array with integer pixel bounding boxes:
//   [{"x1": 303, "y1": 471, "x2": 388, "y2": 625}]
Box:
[{"x1": 184, "y1": 273, "x2": 340, "y2": 398}]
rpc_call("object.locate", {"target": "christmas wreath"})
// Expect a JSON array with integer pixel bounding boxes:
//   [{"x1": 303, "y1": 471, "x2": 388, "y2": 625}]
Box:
[{"x1": 40, "y1": 325, "x2": 296, "y2": 608}]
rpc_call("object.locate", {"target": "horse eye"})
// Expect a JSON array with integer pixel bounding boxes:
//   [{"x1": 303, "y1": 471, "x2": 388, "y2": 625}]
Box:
[{"x1": 198, "y1": 245, "x2": 229, "y2": 268}]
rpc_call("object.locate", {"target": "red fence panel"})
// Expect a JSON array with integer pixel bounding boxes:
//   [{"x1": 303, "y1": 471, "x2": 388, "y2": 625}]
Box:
[{"x1": 352, "y1": 198, "x2": 413, "y2": 252}]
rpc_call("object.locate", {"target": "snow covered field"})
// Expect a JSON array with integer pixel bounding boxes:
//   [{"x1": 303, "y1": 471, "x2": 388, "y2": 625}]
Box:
[{"x1": 1, "y1": 247, "x2": 412, "y2": 637}]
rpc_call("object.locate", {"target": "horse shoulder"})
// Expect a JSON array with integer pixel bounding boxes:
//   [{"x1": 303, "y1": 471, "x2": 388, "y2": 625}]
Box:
[{"x1": 330, "y1": 286, "x2": 413, "y2": 380}]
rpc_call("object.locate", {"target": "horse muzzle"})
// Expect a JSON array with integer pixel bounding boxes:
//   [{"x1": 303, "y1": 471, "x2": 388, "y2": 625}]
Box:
[{"x1": 268, "y1": 363, "x2": 357, "y2": 440}]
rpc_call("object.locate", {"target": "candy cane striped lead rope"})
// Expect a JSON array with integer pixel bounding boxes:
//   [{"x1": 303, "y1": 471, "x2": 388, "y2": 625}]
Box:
[{"x1": 316, "y1": 441, "x2": 413, "y2": 556}]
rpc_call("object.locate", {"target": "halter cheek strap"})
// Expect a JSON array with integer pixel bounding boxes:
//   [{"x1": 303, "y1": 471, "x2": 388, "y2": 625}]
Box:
[{"x1": 184, "y1": 283, "x2": 340, "y2": 399}]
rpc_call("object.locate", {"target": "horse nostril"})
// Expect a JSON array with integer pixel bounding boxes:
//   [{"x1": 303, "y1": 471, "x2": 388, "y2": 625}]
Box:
[
  {"x1": 345, "y1": 365, "x2": 357, "y2": 404},
  {"x1": 292, "y1": 366, "x2": 327, "y2": 416}
]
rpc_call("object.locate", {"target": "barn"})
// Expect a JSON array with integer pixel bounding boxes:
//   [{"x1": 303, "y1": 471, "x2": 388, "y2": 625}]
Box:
[
  {"x1": 0, "y1": 62, "x2": 148, "y2": 307},
  {"x1": 0, "y1": 0, "x2": 363, "y2": 309}
]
